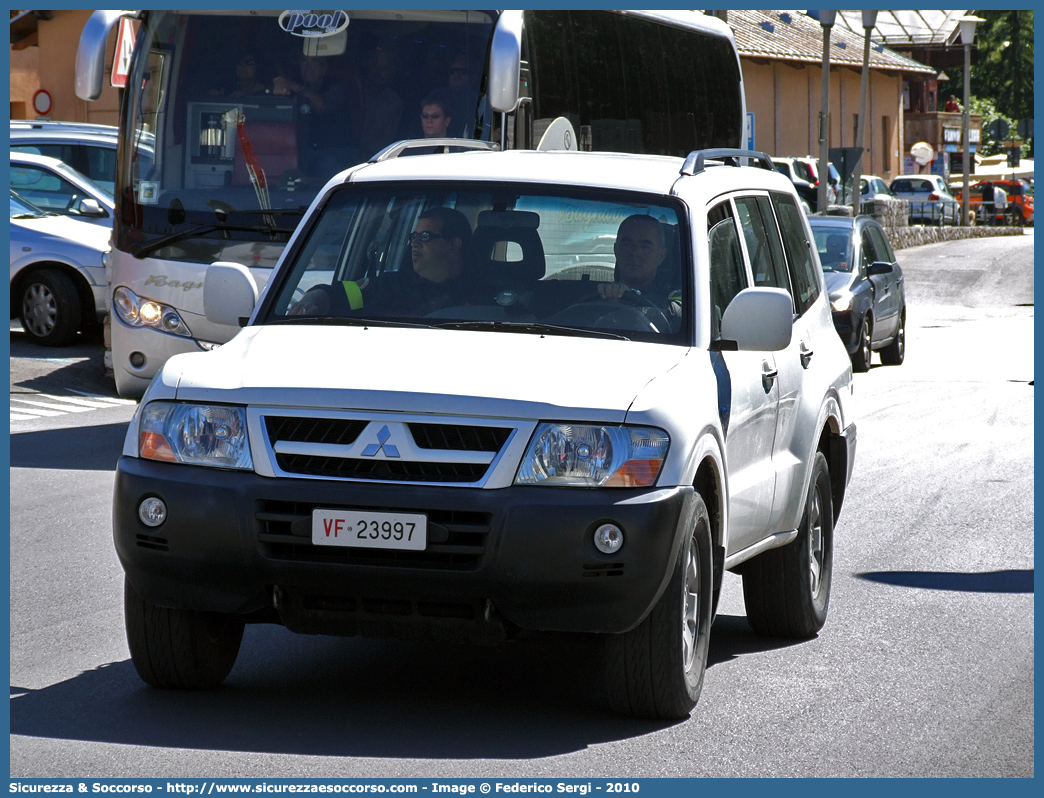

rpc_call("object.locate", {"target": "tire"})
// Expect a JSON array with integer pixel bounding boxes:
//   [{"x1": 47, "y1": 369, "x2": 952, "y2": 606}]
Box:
[
  {"x1": 880, "y1": 306, "x2": 906, "y2": 366},
  {"x1": 124, "y1": 576, "x2": 244, "y2": 689},
  {"x1": 742, "y1": 451, "x2": 834, "y2": 638},
  {"x1": 603, "y1": 494, "x2": 713, "y2": 720},
  {"x1": 18, "y1": 268, "x2": 82, "y2": 346},
  {"x1": 850, "y1": 315, "x2": 872, "y2": 372}
]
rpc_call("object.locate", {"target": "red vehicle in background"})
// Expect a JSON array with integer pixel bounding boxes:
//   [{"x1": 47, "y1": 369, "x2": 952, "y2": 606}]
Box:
[{"x1": 991, "y1": 179, "x2": 1034, "y2": 226}]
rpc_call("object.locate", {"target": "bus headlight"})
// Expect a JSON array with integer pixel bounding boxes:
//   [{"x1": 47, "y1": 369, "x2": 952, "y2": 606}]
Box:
[
  {"x1": 514, "y1": 423, "x2": 669, "y2": 487},
  {"x1": 113, "y1": 286, "x2": 193, "y2": 338},
  {"x1": 139, "y1": 401, "x2": 253, "y2": 470}
]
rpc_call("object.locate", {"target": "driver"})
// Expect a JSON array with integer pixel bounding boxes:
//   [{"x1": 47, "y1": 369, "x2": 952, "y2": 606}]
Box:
[
  {"x1": 597, "y1": 214, "x2": 682, "y2": 322},
  {"x1": 288, "y1": 207, "x2": 471, "y2": 317}
]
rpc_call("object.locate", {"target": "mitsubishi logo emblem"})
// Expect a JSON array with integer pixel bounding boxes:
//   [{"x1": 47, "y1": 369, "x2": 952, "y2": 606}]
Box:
[{"x1": 361, "y1": 425, "x2": 400, "y2": 458}]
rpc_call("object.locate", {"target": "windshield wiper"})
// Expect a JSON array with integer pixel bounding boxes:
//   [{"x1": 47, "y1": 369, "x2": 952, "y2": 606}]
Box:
[
  {"x1": 434, "y1": 320, "x2": 631, "y2": 341},
  {"x1": 131, "y1": 220, "x2": 298, "y2": 259},
  {"x1": 267, "y1": 316, "x2": 434, "y2": 329}
]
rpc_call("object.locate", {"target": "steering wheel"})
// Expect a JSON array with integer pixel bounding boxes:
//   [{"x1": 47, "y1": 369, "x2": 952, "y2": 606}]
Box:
[
  {"x1": 548, "y1": 289, "x2": 669, "y2": 334},
  {"x1": 616, "y1": 289, "x2": 676, "y2": 333}
]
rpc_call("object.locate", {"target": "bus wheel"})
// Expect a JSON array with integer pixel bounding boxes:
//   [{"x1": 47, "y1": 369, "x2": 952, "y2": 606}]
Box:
[{"x1": 19, "y1": 268, "x2": 81, "y2": 346}]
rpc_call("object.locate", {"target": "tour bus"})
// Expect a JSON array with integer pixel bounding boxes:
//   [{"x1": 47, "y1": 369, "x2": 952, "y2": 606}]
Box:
[{"x1": 76, "y1": 9, "x2": 746, "y2": 396}]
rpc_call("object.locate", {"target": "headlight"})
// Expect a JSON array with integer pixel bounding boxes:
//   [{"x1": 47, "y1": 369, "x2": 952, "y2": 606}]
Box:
[
  {"x1": 831, "y1": 294, "x2": 852, "y2": 312},
  {"x1": 139, "y1": 401, "x2": 253, "y2": 470},
  {"x1": 514, "y1": 423, "x2": 669, "y2": 487},
  {"x1": 113, "y1": 286, "x2": 193, "y2": 338}
]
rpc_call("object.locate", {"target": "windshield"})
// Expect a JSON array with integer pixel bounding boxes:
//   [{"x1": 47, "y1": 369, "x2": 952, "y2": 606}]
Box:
[
  {"x1": 10, "y1": 190, "x2": 47, "y2": 218},
  {"x1": 262, "y1": 183, "x2": 688, "y2": 345},
  {"x1": 119, "y1": 10, "x2": 495, "y2": 265},
  {"x1": 812, "y1": 228, "x2": 853, "y2": 272}
]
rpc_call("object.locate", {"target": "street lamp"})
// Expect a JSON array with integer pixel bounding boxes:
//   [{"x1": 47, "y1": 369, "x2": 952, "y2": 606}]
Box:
[
  {"x1": 959, "y1": 15, "x2": 985, "y2": 226},
  {"x1": 817, "y1": 10, "x2": 837, "y2": 214},
  {"x1": 852, "y1": 10, "x2": 878, "y2": 216}
]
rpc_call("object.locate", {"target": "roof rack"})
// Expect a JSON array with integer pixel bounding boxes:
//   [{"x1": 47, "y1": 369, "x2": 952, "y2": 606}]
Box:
[
  {"x1": 680, "y1": 148, "x2": 775, "y2": 176},
  {"x1": 369, "y1": 139, "x2": 500, "y2": 163}
]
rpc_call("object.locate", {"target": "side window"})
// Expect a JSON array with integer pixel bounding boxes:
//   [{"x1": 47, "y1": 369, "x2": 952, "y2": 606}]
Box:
[
  {"x1": 734, "y1": 196, "x2": 791, "y2": 300},
  {"x1": 9, "y1": 165, "x2": 79, "y2": 213},
  {"x1": 773, "y1": 192, "x2": 821, "y2": 314},
  {"x1": 866, "y1": 225, "x2": 895, "y2": 263},
  {"x1": 707, "y1": 201, "x2": 748, "y2": 339},
  {"x1": 859, "y1": 231, "x2": 877, "y2": 271}
]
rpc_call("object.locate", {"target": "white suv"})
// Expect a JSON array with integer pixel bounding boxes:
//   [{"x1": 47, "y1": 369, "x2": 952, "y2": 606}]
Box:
[{"x1": 114, "y1": 144, "x2": 857, "y2": 719}]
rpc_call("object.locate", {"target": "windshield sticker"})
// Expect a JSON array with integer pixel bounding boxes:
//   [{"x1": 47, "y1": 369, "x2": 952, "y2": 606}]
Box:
[
  {"x1": 278, "y1": 10, "x2": 349, "y2": 38},
  {"x1": 138, "y1": 182, "x2": 159, "y2": 204}
]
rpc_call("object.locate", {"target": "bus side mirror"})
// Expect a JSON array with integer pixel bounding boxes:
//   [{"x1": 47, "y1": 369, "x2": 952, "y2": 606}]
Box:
[
  {"x1": 76, "y1": 11, "x2": 132, "y2": 101},
  {"x1": 204, "y1": 262, "x2": 258, "y2": 328},
  {"x1": 488, "y1": 10, "x2": 523, "y2": 113},
  {"x1": 719, "y1": 287, "x2": 794, "y2": 352}
]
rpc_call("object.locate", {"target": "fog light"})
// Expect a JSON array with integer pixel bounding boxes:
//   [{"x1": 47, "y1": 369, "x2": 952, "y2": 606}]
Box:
[
  {"x1": 129, "y1": 351, "x2": 146, "y2": 368},
  {"x1": 138, "y1": 497, "x2": 167, "y2": 527},
  {"x1": 161, "y1": 310, "x2": 184, "y2": 332},
  {"x1": 594, "y1": 523, "x2": 624, "y2": 554}
]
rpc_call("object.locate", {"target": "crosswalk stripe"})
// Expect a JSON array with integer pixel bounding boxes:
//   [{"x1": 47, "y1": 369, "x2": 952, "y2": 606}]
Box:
[
  {"x1": 10, "y1": 413, "x2": 41, "y2": 421},
  {"x1": 12, "y1": 399, "x2": 95, "y2": 413},
  {"x1": 8, "y1": 406, "x2": 64, "y2": 417},
  {"x1": 36, "y1": 393, "x2": 124, "y2": 409},
  {"x1": 68, "y1": 389, "x2": 137, "y2": 405}
]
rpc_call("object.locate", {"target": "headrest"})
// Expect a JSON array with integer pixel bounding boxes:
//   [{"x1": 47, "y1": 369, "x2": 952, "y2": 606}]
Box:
[
  {"x1": 469, "y1": 222, "x2": 546, "y2": 286},
  {"x1": 476, "y1": 210, "x2": 540, "y2": 229}
]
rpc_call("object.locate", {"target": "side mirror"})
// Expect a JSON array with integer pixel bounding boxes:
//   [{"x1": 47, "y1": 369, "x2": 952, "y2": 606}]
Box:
[
  {"x1": 867, "y1": 261, "x2": 894, "y2": 276},
  {"x1": 78, "y1": 198, "x2": 107, "y2": 217},
  {"x1": 487, "y1": 10, "x2": 523, "y2": 113},
  {"x1": 76, "y1": 11, "x2": 132, "y2": 101},
  {"x1": 204, "y1": 262, "x2": 258, "y2": 327},
  {"x1": 719, "y1": 287, "x2": 793, "y2": 352}
]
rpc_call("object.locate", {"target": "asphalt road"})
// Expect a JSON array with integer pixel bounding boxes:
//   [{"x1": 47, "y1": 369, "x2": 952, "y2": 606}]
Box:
[{"x1": 8, "y1": 230, "x2": 1034, "y2": 777}]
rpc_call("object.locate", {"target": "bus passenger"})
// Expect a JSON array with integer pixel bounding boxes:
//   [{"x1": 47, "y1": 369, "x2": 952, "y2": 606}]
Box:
[
  {"x1": 358, "y1": 48, "x2": 404, "y2": 159},
  {"x1": 273, "y1": 55, "x2": 354, "y2": 179},
  {"x1": 419, "y1": 90, "x2": 454, "y2": 139}
]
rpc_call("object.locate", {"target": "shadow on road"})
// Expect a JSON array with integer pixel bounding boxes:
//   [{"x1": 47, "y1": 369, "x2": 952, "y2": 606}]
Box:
[
  {"x1": 855, "y1": 569, "x2": 1033, "y2": 593},
  {"x1": 11, "y1": 328, "x2": 112, "y2": 398},
  {"x1": 11, "y1": 422, "x2": 127, "y2": 471},
  {"x1": 11, "y1": 615, "x2": 799, "y2": 758}
]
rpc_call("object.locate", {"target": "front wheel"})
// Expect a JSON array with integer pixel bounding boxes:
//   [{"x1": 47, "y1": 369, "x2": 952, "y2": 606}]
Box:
[
  {"x1": 18, "y1": 268, "x2": 81, "y2": 346},
  {"x1": 124, "y1": 577, "x2": 245, "y2": 689},
  {"x1": 603, "y1": 494, "x2": 713, "y2": 720},
  {"x1": 880, "y1": 306, "x2": 906, "y2": 365},
  {"x1": 850, "y1": 315, "x2": 872, "y2": 372},
  {"x1": 742, "y1": 451, "x2": 834, "y2": 638}
]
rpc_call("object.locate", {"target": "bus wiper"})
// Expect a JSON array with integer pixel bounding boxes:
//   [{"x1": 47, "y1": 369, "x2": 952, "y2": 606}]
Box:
[
  {"x1": 434, "y1": 320, "x2": 631, "y2": 341},
  {"x1": 131, "y1": 220, "x2": 298, "y2": 259}
]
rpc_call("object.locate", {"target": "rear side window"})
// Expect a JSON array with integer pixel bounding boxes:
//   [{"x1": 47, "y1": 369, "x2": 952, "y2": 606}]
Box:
[
  {"x1": 866, "y1": 225, "x2": 895, "y2": 263},
  {"x1": 773, "y1": 192, "x2": 821, "y2": 314}
]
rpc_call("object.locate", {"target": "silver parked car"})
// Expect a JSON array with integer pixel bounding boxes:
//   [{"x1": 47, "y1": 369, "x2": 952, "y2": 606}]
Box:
[
  {"x1": 889, "y1": 174, "x2": 959, "y2": 226},
  {"x1": 10, "y1": 151, "x2": 115, "y2": 228},
  {"x1": 9, "y1": 190, "x2": 111, "y2": 346}
]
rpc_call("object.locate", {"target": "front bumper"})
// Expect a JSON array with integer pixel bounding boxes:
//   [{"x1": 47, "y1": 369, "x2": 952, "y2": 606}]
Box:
[{"x1": 114, "y1": 457, "x2": 697, "y2": 642}]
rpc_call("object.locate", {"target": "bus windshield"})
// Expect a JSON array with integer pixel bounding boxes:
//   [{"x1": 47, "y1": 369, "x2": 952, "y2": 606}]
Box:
[{"x1": 119, "y1": 10, "x2": 495, "y2": 266}]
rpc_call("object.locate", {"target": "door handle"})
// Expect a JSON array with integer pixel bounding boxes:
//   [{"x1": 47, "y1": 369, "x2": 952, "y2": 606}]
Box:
[
  {"x1": 761, "y1": 362, "x2": 778, "y2": 390},
  {"x1": 800, "y1": 348, "x2": 814, "y2": 368}
]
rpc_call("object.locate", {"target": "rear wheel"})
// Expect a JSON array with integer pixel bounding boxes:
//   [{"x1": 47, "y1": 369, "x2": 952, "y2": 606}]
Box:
[
  {"x1": 18, "y1": 268, "x2": 81, "y2": 346},
  {"x1": 742, "y1": 452, "x2": 834, "y2": 638},
  {"x1": 124, "y1": 577, "x2": 244, "y2": 689},
  {"x1": 850, "y1": 315, "x2": 872, "y2": 372},
  {"x1": 603, "y1": 494, "x2": 713, "y2": 719},
  {"x1": 880, "y1": 307, "x2": 906, "y2": 366}
]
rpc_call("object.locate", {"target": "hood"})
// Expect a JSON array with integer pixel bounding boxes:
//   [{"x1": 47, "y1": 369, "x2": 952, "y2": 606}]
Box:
[
  {"x1": 166, "y1": 325, "x2": 690, "y2": 422},
  {"x1": 822, "y1": 270, "x2": 855, "y2": 298},
  {"x1": 10, "y1": 213, "x2": 111, "y2": 252}
]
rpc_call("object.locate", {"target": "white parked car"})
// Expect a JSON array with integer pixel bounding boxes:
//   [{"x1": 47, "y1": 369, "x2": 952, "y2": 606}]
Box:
[
  {"x1": 9, "y1": 190, "x2": 111, "y2": 345},
  {"x1": 113, "y1": 143, "x2": 857, "y2": 719},
  {"x1": 10, "y1": 151, "x2": 115, "y2": 228}
]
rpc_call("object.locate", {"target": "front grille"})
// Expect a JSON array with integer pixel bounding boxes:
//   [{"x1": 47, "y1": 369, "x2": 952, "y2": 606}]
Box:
[
  {"x1": 408, "y1": 423, "x2": 511, "y2": 452},
  {"x1": 256, "y1": 500, "x2": 492, "y2": 570},
  {"x1": 264, "y1": 416, "x2": 366, "y2": 446},
  {"x1": 275, "y1": 454, "x2": 487, "y2": 483}
]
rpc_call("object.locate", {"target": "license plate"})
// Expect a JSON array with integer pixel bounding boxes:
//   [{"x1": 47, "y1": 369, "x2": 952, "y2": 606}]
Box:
[{"x1": 312, "y1": 509, "x2": 427, "y2": 551}]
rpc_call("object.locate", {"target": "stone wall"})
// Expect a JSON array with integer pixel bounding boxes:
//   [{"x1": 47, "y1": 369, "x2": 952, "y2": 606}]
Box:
[{"x1": 848, "y1": 197, "x2": 1024, "y2": 251}]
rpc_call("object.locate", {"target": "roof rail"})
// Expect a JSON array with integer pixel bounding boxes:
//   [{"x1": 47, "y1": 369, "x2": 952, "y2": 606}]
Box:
[
  {"x1": 680, "y1": 148, "x2": 775, "y2": 176},
  {"x1": 369, "y1": 139, "x2": 500, "y2": 163}
]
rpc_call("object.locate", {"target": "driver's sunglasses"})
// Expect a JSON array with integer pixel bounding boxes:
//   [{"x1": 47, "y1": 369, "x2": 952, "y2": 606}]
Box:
[
  {"x1": 420, "y1": 112, "x2": 445, "y2": 120},
  {"x1": 407, "y1": 231, "x2": 448, "y2": 245}
]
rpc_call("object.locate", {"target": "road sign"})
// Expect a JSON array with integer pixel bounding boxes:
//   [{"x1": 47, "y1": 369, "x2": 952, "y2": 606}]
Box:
[
  {"x1": 110, "y1": 18, "x2": 136, "y2": 88},
  {"x1": 1016, "y1": 118, "x2": 1033, "y2": 139},
  {"x1": 987, "y1": 119, "x2": 1010, "y2": 140},
  {"x1": 32, "y1": 89, "x2": 52, "y2": 116},
  {"x1": 1007, "y1": 148, "x2": 1021, "y2": 168}
]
